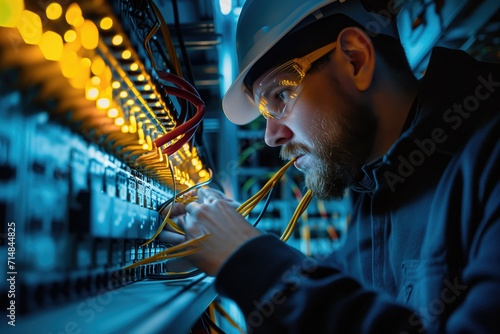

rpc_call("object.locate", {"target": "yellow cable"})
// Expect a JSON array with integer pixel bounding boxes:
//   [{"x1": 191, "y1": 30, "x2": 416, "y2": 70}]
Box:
[
  {"x1": 123, "y1": 234, "x2": 209, "y2": 270},
  {"x1": 237, "y1": 159, "x2": 296, "y2": 216},
  {"x1": 207, "y1": 303, "x2": 218, "y2": 334},
  {"x1": 141, "y1": 158, "x2": 177, "y2": 247},
  {"x1": 212, "y1": 301, "x2": 246, "y2": 334},
  {"x1": 144, "y1": 173, "x2": 213, "y2": 247},
  {"x1": 281, "y1": 190, "x2": 312, "y2": 242},
  {"x1": 165, "y1": 217, "x2": 184, "y2": 235},
  {"x1": 131, "y1": 160, "x2": 311, "y2": 273},
  {"x1": 124, "y1": 249, "x2": 200, "y2": 270},
  {"x1": 149, "y1": 0, "x2": 183, "y2": 76}
]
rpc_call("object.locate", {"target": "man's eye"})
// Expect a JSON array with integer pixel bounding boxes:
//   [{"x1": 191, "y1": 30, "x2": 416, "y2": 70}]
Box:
[{"x1": 277, "y1": 89, "x2": 292, "y2": 102}]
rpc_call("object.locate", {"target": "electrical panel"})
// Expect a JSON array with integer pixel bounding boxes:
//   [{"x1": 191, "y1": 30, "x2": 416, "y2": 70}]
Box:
[
  {"x1": 0, "y1": 0, "x2": 216, "y2": 332},
  {"x1": 397, "y1": 0, "x2": 500, "y2": 74}
]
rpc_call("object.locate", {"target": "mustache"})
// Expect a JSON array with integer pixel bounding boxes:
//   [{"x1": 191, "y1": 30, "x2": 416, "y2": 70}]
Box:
[{"x1": 280, "y1": 143, "x2": 311, "y2": 161}]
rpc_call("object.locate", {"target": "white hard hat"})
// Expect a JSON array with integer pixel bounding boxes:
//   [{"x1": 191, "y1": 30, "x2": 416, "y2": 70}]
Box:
[{"x1": 222, "y1": 0, "x2": 401, "y2": 125}]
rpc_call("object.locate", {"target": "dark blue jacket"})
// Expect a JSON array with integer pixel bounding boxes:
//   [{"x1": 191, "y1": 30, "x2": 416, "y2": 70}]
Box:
[{"x1": 216, "y1": 47, "x2": 500, "y2": 333}]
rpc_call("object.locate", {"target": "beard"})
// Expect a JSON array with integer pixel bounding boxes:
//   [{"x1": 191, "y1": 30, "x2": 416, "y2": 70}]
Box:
[{"x1": 280, "y1": 88, "x2": 377, "y2": 201}]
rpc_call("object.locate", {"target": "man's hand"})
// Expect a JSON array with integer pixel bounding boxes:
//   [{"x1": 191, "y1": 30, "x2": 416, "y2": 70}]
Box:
[
  {"x1": 159, "y1": 200, "x2": 189, "y2": 246},
  {"x1": 159, "y1": 188, "x2": 240, "y2": 245},
  {"x1": 160, "y1": 188, "x2": 263, "y2": 276}
]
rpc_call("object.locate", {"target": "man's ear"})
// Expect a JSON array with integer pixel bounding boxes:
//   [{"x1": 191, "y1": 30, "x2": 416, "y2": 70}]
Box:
[{"x1": 337, "y1": 27, "x2": 375, "y2": 91}]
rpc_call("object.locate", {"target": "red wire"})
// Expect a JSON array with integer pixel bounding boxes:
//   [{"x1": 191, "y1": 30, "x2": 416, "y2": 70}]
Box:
[
  {"x1": 154, "y1": 86, "x2": 205, "y2": 145},
  {"x1": 157, "y1": 70, "x2": 200, "y2": 98},
  {"x1": 152, "y1": 72, "x2": 206, "y2": 153}
]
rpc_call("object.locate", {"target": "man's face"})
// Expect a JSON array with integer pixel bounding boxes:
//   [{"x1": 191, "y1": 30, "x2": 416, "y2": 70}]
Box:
[{"x1": 255, "y1": 67, "x2": 378, "y2": 201}]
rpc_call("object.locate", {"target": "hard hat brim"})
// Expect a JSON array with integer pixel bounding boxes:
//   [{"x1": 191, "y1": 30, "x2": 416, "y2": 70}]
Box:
[
  {"x1": 222, "y1": 67, "x2": 260, "y2": 125},
  {"x1": 222, "y1": 1, "x2": 337, "y2": 125}
]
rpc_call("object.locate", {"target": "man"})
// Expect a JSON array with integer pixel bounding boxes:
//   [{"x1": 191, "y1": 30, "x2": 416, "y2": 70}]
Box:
[{"x1": 162, "y1": 0, "x2": 500, "y2": 332}]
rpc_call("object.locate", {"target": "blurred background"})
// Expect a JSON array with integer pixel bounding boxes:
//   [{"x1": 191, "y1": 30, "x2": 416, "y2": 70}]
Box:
[{"x1": 0, "y1": 0, "x2": 499, "y2": 333}]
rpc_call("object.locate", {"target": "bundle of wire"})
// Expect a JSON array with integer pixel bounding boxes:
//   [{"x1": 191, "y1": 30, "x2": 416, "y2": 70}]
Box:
[
  {"x1": 123, "y1": 159, "x2": 312, "y2": 270},
  {"x1": 152, "y1": 70, "x2": 205, "y2": 156}
]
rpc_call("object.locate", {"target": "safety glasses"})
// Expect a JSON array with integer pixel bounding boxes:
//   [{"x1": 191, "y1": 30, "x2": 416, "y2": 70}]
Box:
[{"x1": 254, "y1": 42, "x2": 337, "y2": 120}]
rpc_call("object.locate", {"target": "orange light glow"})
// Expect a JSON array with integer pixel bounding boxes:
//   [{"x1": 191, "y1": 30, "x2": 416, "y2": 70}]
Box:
[
  {"x1": 46, "y1": 3, "x2": 62, "y2": 20},
  {"x1": 86, "y1": 87, "x2": 99, "y2": 100},
  {"x1": 64, "y1": 29, "x2": 77, "y2": 43},
  {"x1": 99, "y1": 17, "x2": 113, "y2": 30},
  {"x1": 114, "y1": 117, "x2": 125, "y2": 126},
  {"x1": 97, "y1": 97, "x2": 110, "y2": 109},
  {"x1": 39, "y1": 31, "x2": 63, "y2": 61},
  {"x1": 69, "y1": 58, "x2": 91, "y2": 89},
  {"x1": 91, "y1": 76, "x2": 101, "y2": 86},
  {"x1": 61, "y1": 49, "x2": 79, "y2": 78},
  {"x1": 91, "y1": 56, "x2": 105, "y2": 76},
  {"x1": 107, "y1": 108, "x2": 119, "y2": 118},
  {"x1": 65, "y1": 3, "x2": 83, "y2": 27},
  {"x1": 121, "y1": 50, "x2": 131, "y2": 59},
  {"x1": 129, "y1": 63, "x2": 139, "y2": 71},
  {"x1": 17, "y1": 10, "x2": 42, "y2": 45},
  {"x1": 111, "y1": 34, "x2": 123, "y2": 46},
  {"x1": 80, "y1": 19, "x2": 99, "y2": 50}
]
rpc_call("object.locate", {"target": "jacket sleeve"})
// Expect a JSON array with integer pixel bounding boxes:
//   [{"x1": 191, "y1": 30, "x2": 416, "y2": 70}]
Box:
[{"x1": 215, "y1": 234, "x2": 423, "y2": 334}]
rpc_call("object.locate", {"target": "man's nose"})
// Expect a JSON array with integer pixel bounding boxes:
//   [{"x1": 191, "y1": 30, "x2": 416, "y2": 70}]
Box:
[{"x1": 264, "y1": 117, "x2": 293, "y2": 147}]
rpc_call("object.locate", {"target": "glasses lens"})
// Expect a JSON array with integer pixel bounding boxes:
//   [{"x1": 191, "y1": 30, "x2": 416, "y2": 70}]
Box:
[{"x1": 255, "y1": 61, "x2": 305, "y2": 119}]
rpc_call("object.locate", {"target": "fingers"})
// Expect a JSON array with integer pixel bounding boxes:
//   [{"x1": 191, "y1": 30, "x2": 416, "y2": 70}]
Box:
[
  {"x1": 197, "y1": 188, "x2": 225, "y2": 203},
  {"x1": 182, "y1": 204, "x2": 210, "y2": 239},
  {"x1": 198, "y1": 188, "x2": 241, "y2": 209},
  {"x1": 184, "y1": 200, "x2": 201, "y2": 213},
  {"x1": 160, "y1": 189, "x2": 226, "y2": 218},
  {"x1": 160, "y1": 188, "x2": 232, "y2": 216},
  {"x1": 160, "y1": 201, "x2": 187, "y2": 218}
]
